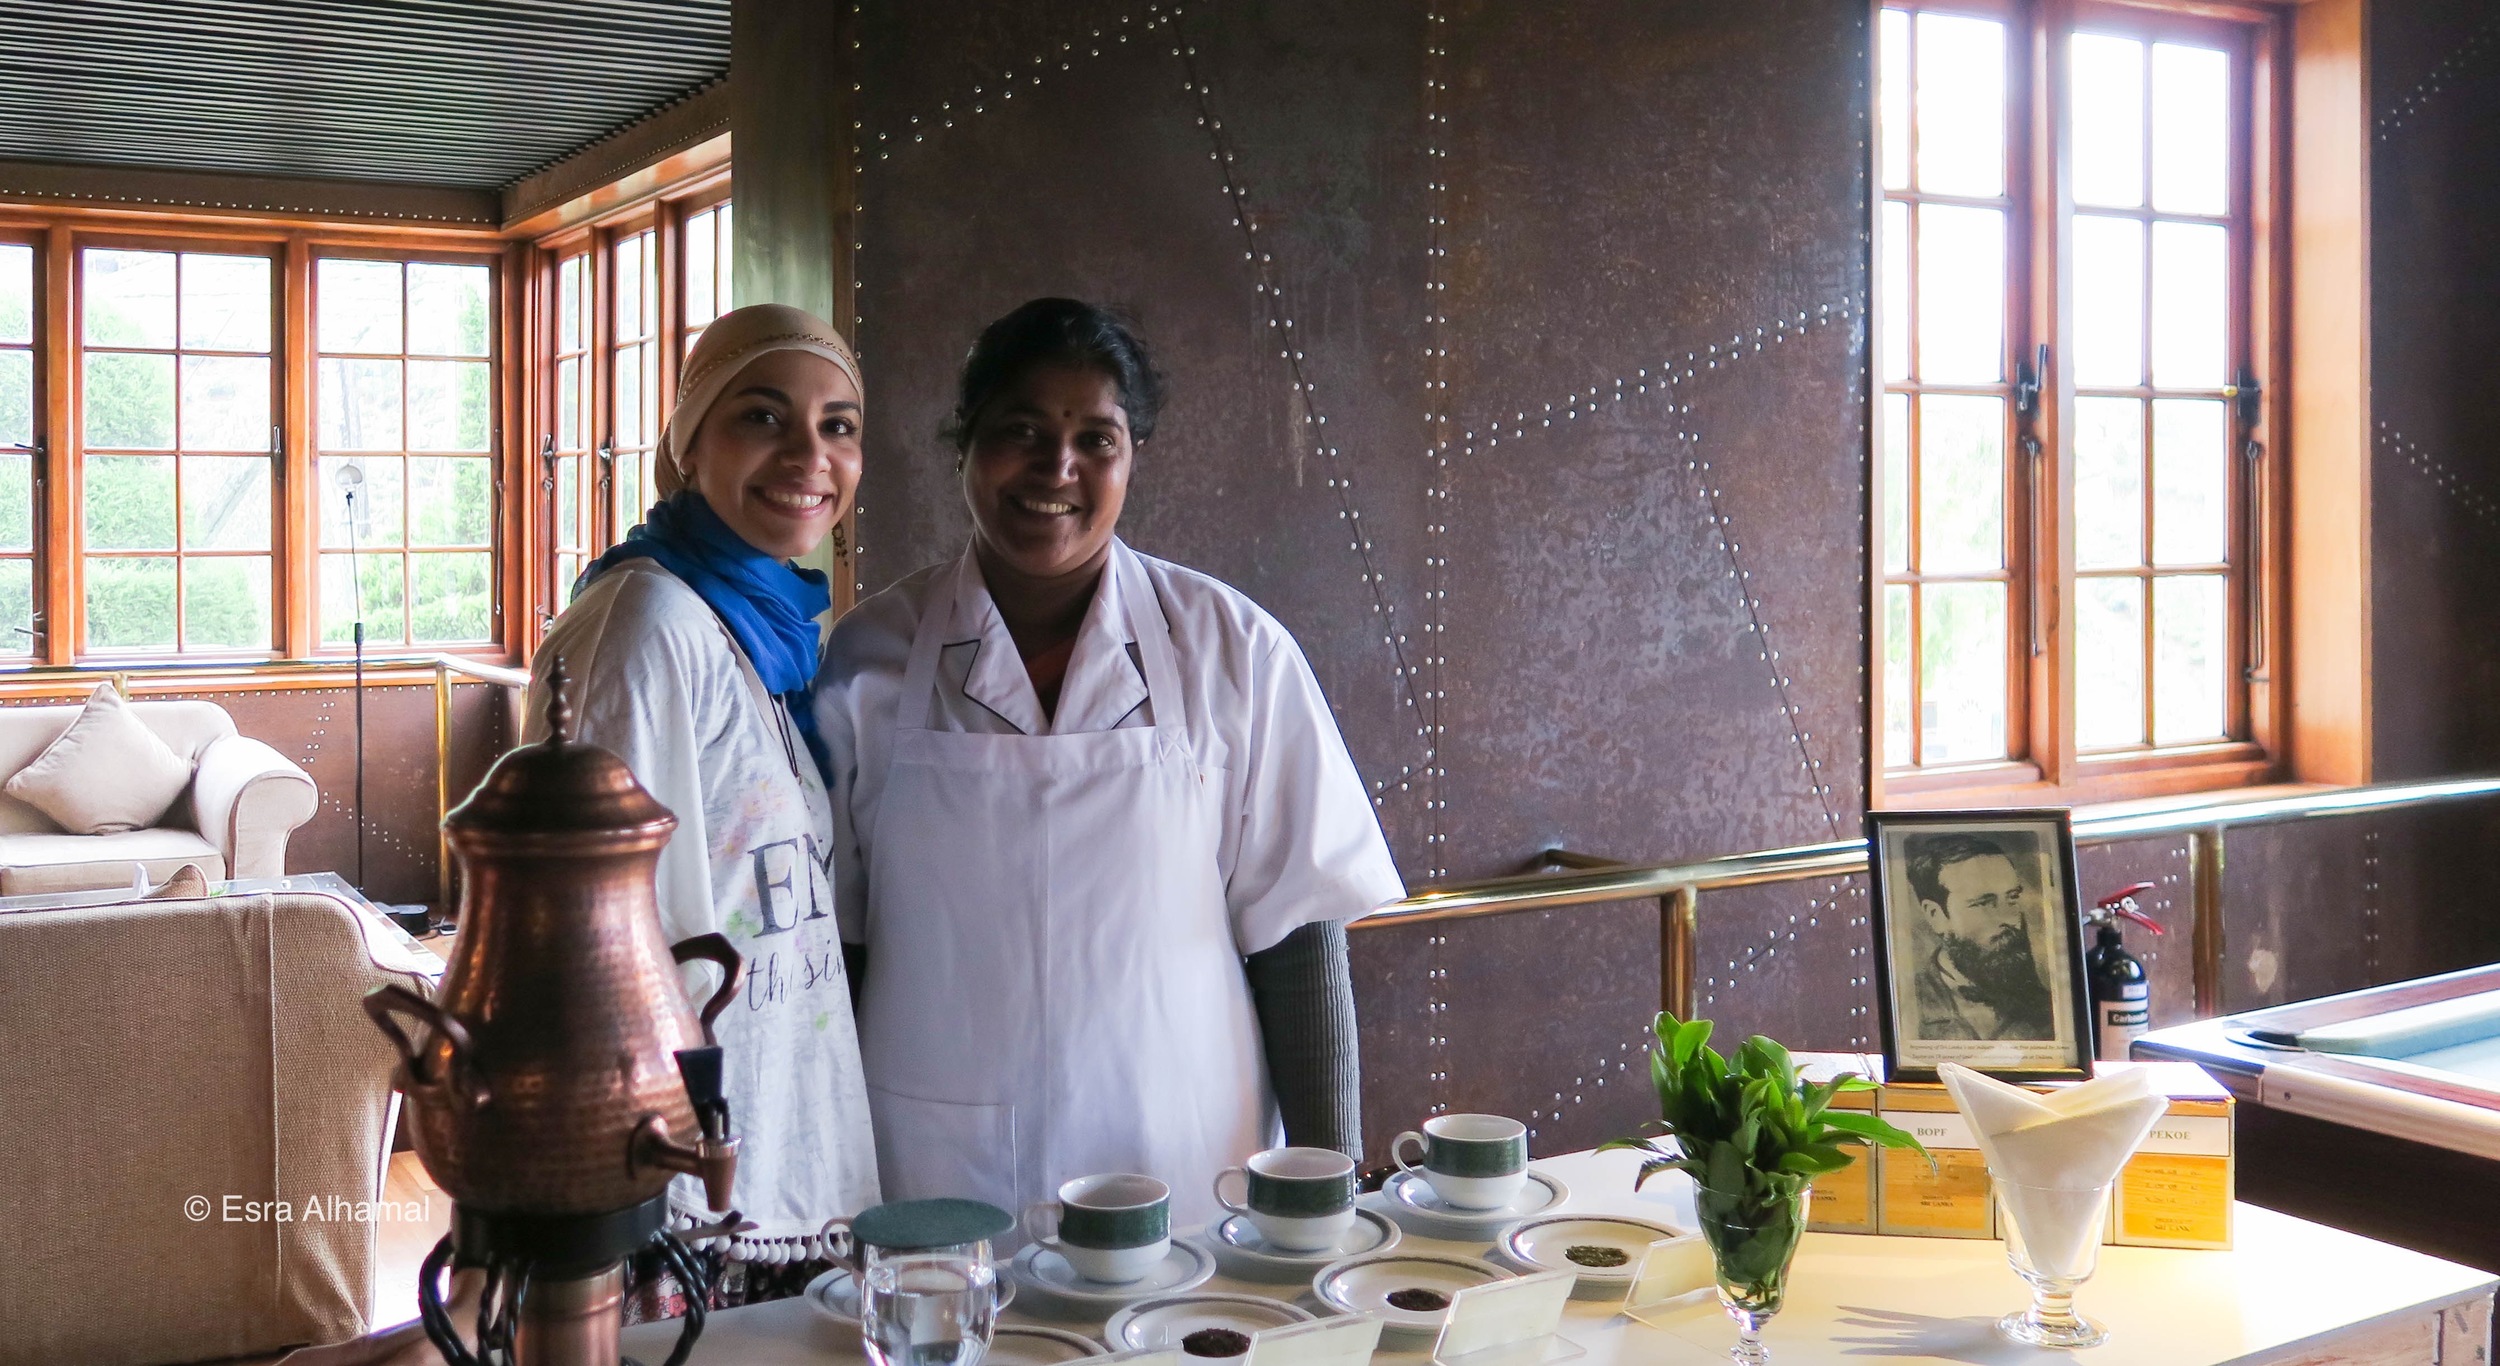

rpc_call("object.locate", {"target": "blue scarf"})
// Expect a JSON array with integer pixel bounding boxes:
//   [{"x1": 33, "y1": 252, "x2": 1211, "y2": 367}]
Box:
[{"x1": 577, "y1": 490, "x2": 833, "y2": 784}]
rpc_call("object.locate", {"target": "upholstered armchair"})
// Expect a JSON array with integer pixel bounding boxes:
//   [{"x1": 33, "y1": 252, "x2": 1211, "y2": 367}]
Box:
[{"x1": 0, "y1": 693, "x2": 318, "y2": 896}]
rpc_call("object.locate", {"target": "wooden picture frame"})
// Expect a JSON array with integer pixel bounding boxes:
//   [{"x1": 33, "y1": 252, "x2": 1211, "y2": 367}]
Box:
[{"x1": 1867, "y1": 807, "x2": 2094, "y2": 1082}]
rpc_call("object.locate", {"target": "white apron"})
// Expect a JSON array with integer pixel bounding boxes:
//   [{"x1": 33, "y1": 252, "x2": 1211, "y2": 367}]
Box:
[{"x1": 857, "y1": 547, "x2": 1271, "y2": 1231}]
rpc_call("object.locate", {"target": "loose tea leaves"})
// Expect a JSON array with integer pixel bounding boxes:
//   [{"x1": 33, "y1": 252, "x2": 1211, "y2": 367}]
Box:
[
  {"x1": 1565, "y1": 1244, "x2": 1631, "y2": 1268},
  {"x1": 1182, "y1": 1329, "x2": 1252, "y2": 1357},
  {"x1": 1386, "y1": 1287, "x2": 1452, "y2": 1312}
]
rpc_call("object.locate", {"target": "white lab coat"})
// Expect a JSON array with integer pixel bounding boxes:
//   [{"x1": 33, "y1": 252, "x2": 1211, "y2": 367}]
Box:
[
  {"x1": 531, "y1": 561, "x2": 881, "y2": 1255},
  {"x1": 815, "y1": 540, "x2": 1404, "y2": 1226}
]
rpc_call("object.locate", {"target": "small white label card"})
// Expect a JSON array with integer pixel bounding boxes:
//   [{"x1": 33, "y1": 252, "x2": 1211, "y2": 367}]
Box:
[
  {"x1": 1622, "y1": 1233, "x2": 1718, "y2": 1326},
  {"x1": 1431, "y1": 1268, "x2": 1583, "y2": 1366},
  {"x1": 1064, "y1": 1350, "x2": 1183, "y2": 1366},
  {"x1": 1245, "y1": 1313, "x2": 1384, "y2": 1366}
]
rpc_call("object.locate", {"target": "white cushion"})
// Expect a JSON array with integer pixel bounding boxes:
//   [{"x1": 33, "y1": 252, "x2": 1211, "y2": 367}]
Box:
[
  {"x1": 3, "y1": 685, "x2": 194, "y2": 835},
  {"x1": 0, "y1": 828, "x2": 225, "y2": 896}
]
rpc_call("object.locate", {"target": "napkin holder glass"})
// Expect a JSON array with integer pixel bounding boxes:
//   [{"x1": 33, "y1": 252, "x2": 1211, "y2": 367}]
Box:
[{"x1": 1994, "y1": 1178, "x2": 2117, "y2": 1349}]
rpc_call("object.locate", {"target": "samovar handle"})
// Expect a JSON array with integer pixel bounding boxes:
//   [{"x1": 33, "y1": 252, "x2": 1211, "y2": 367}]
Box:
[
  {"x1": 363, "y1": 984, "x2": 490, "y2": 1107},
  {"x1": 671, "y1": 933, "x2": 745, "y2": 1044}
]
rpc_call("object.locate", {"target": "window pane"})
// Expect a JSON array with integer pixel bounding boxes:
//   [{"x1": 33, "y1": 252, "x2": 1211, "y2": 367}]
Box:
[
  {"x1": 2072, "y1": 215, "x2": 2146, "y2": 387},
  {"x1": 320, "y1": 357, "x2": 403, "y2": 451},
  {"x1": 1881, "y1": 200, "x2": 1911, "y2": 383},
  {"x1": 642, "y1": 344, "x2": 659, "y2": 434},
  {"x1": 409, "y1": 263, "x2": 491, "y2": 358},
  {"x1": 558, "y1": 552, "x2": 583, "y2": 607},
  {"x1": 617, "y1": 455, "x2": 645, "y2": 529},
  {"x1": 2074, "y1": 396, "x2": 2144, "y2": 570},
  {"x1": 180, "y1": 254, "x2": 271, "y2": 352},
  {"x1": 410, "y1": 456, "x2": 491, "y2": 546},
  {"x1": 408, "y1": 359, "x2": 490, "y2": 451},
  {"x1": 1880, "y1": 9, "x2": 1912, "y2": 192},
  {"x1": 1, "y1": 243, "x2": 34, "y2": 344},
  {"x1": 1919, "y1": 581, "x2": 2006, "y2": 763},
  {"x1": 180, "y1": 455, "x2": 272, "y2": 550},
  {"x1": 411, "y1": 551, "x2": 492, "y2": 642},
  {"x1": 1916, "y1": 204, "x2": 2004, "y2": 383},
  {"x1": 616, "y1": 236, "x2": 646, "y2": 340},
  {"x1": 557, "y1": 357, "x2": 581, "y2": 450},
  {"x1": 182, "y1": 555, "x2": 271, "y2": 650},
  {"x1": 0, "y1": 560, "x2": 30, "y2": 654},
  {"x1": 0, "y1": 451, "x2": 28, "y2": 550},
  {"x1": 2153, "y1": 574, "x2": 2228, "y2": 742},
  {"x1": 2150, "y1": 221, "x2": 2229, "y2": 389},
  {"x1": 2076, "y1": 576, "x2": 2146, "y2": 749},
  {"x1": 0, "y1": 349, "x2": 29, "y2": 448},
  {"x1": 321, "y1": 455, "x2": 405, "y2": 549},
  {"x1": 179, "y1": 354, "x2": 269, "y2": 451},
  {"x1": 556, "y1": 454, "x2": 582, "y2": 551},
  {"x1": 686, "y1": 210, "x2": 718, "y2": 326},
  {"x1": 2152, "y1": 398, "x2": 2229, "y2": 565},
  {"x1": 86, "y1": 556, "x2": 177, "y2": 650},
  {"x1": 85, "y1": 351, "x2": 174, "y2": 448},
  {"x1": 318, "y1": 259, "x2": 403, "y2": 352},
  {"x1": 1884, "y1": 582, "x2": 1913, "y2": 766},
  {"x1": 558, "y1": 256, "x2": 584, "y2": 352},
  {"x1": 717, "y1": 203, "x2": 734, "y2": 301},
  {"x1": 84, "y1": 250, "x2": 175, "y2": 348},
  {"x1": 615, "y1": 345, "x2": 643, "y2": 447},
  {"x1": 321, "y1": 551, "x2": 405, "y2": 645},
  {"x1": 1882, "y1": 392, "x2": 1911, "y2": 574},
  {"x1": 84, "y1": 455, "x2": 174, "y2": 550},
  {"x1": 1918, "y1": 394, "x2": 2004, "y2": 573},
  {"x1": 1915, "y1": 12, "x2": 2006, "y2": 197},
  {"x1": 2070, "y1": 34, "x2": 2146, "y2": 209},
  {"x1": 2152, "y1": 43, "x2": 2230, "y2": 216}
]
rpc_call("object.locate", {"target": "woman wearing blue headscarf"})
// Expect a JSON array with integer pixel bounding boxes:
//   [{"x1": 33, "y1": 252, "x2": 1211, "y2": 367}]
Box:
[{"x1": 529, "y1": 303, "x2": 880, "y2": 1300}]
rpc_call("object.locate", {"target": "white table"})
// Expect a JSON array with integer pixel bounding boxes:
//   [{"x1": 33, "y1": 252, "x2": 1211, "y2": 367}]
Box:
[{"x1": 623, "y1": 1148, "x2": 2497, "y2": 1366}]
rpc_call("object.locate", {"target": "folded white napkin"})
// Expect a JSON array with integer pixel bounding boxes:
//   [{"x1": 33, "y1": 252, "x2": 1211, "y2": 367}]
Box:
[{"x1": 1939, "y1": 1064, "x2": 2170, "y2": 1278}]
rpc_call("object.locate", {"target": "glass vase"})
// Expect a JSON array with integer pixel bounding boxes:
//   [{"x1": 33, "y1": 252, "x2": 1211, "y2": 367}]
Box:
[
  {"x1": 1693, "y1": 1178, "x2": 1812, "y2": 1365},
  {"x1": 1994, "y1": 1178, "x2": 2116, "y2": 1349}
]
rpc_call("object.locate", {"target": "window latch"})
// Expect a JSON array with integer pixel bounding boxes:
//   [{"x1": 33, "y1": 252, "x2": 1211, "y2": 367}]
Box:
[
  {"x1": 2014, "y1": 343, "x2": 2048, "y2": 420},
  {"x1": 540, "y1": 435, "x2": 558, "y2": 493},
  {"x1": 2227, "y1": 368, "x2": 2264, "y2": 427}
]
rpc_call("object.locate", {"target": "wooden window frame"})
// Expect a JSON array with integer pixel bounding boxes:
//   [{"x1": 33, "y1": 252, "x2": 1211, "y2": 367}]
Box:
[
  {"x1": 0, "y1": 202, "x2": 519, "y2": 670},
  {"x1": 518, "y1": 166, "x2": 730, "y2": 651},
  {"x1": 0, "y1": 228, "x2": 48, "y2": 664},
  {"x1": 1872, "y1": 0, "x2": 2291, "y2": 810}
]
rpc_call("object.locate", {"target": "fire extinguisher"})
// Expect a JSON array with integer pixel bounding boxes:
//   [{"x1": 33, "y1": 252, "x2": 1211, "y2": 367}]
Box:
[{"x1": 2087, "y1": 882, "x2": 2164, "y2": 1061}]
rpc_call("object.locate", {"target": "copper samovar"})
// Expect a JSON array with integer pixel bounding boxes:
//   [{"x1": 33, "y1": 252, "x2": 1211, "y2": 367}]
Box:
[{"x1": 366, "y1": 665, "x2": 743, "y2": 1366}]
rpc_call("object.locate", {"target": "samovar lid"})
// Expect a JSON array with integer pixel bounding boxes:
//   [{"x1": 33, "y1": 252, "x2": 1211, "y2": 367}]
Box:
[{"x1": 445, "y1": 657, "x2": 676, "y2": 841}]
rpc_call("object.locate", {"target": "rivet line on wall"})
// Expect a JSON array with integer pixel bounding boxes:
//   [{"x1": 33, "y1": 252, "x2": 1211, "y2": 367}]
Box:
[
  {"x1": 2376, "y1": 16, "x2": 2498, "y2": 142},
  {"x1": 1168, "y1": 18, "x2": 1435, "y2": 782},
  {"x1": 1420, "y1": 4, "x2": 1453, "y2": 886},
  {"x1": 1682, "y1": 424, "x2": 1845, "y2": 839},
  {"x1": 862, "y1": 7, "x2": 1174, "y2": 161},
  {"x1": 2362, "y1": 826, "x2": 2382, "y2": 978},
  {"x1": 2380, "y1": 422, "x2": 2500, "y2": 530}
]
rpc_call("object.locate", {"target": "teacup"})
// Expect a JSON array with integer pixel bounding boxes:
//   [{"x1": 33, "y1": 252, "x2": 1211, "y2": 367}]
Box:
[
  {"x1": 1021, "y1": 1173, "x2": 1171, "y2": 1284},
  {"x1": 1213, "y1": 1146, "x2": 1358, "y2": 1252},
  {"x1": 1391, "y1": 1113, "x2": 1530, "y2": 1210}
]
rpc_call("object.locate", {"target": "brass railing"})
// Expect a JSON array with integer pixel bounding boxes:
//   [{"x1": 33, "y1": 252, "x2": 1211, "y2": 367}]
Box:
[{"x1": 1358, "y1": 777, "x2": 2500, "y2": 1020}]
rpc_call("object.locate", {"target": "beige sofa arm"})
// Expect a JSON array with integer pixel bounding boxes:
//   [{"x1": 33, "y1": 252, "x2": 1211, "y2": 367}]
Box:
[{"x1": 190, "y1": 734, "x2": 319, "y2": 879}]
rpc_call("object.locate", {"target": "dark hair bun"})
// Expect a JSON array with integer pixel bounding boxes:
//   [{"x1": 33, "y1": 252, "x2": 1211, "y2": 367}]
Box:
[{"x1": 942, "y1": 298, "x2": 1168, "y2": 450}]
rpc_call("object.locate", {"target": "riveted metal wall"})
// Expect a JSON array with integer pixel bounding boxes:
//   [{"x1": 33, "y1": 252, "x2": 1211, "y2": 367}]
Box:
[
  {"x1": 839, "y1": 0, "x2": 1871, "y2": 1156},
  {"x1": 0, "y1": 0, "x2": 729, "y2": 188},
  {"x1": 2370, "y1": 1, "x2": 2500, "y2": 778}
]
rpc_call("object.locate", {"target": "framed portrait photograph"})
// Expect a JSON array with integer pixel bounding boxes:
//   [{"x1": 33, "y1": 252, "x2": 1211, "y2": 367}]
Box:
[{"x1": 1867, "y1": 809, "x2": 2093, "y2": 1082}]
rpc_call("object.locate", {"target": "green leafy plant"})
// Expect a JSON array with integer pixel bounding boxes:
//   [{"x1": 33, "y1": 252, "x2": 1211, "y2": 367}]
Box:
[{"x1": 1604, "y1": 1013, "x2": 1929, "y2": 1319}]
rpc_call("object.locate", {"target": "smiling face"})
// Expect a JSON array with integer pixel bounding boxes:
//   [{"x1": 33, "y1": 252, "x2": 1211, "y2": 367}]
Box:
[
  {"x1": 960, "y1": 363, "x2": 1133, "y2": 582},
  {"x1": 683, "y1": 350, "x2": 863, "y2": 560}
]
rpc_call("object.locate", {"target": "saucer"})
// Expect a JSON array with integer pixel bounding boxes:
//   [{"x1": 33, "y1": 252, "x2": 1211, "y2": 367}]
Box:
[
  {"x1": 1010, "y1": 1238, "x2": 1216, "y2": 1310},
  {"x1": 1105, "y1": 1292, "x2": 1315, "y2": 1355},
  {"x1": 985, "y1": 1324, "x2": 1107, "y2": 1366},
  {"x1": 1380, "y1": 1167, "x2": 1569, "y2": 1241},
  {"x1": 1202, "y1": 1207, "x2": 1401, "y2": 1280},
  {"x1": 802, "y1": 1264, "x2": 1017, "y2": 1325},
  {"x1": 1312, "y1": 1251, "x2": 1512, "y2": 1339},
  {"x1": 1496, "y1": 1213, "x2": 1686, "y2": 1297}
]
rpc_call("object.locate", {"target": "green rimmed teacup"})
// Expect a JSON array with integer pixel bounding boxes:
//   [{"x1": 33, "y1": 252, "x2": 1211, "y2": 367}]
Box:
[
  {"x1": 1213, "y1": 1146, "x2": 1358, "y2": 1252},
  {"x1": 1021, "y1": 1173, "x2": 1170, "y2": 1284},
  {"x1": 1391, "y1": 1113, "x2": 1529, "y2": 1210}
]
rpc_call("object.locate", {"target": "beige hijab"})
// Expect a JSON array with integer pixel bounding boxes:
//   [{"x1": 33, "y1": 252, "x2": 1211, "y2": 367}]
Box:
[{"x1": 656, "y1": 302, "x2": 863, "y2": 499}]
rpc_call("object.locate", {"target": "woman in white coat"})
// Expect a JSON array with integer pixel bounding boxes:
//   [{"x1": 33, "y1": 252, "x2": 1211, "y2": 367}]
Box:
[
  {"x1": 816, "y1": 298, "x2": 1404, "y2": 1231},
  {"x1": 531, "y1": 304, "x2": 880, "y2": 1313}
]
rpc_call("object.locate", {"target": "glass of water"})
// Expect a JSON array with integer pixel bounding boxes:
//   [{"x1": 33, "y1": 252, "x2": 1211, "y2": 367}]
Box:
[{"x1": 860, "y1": 1253, "x2": 999, "y2": 1366}]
